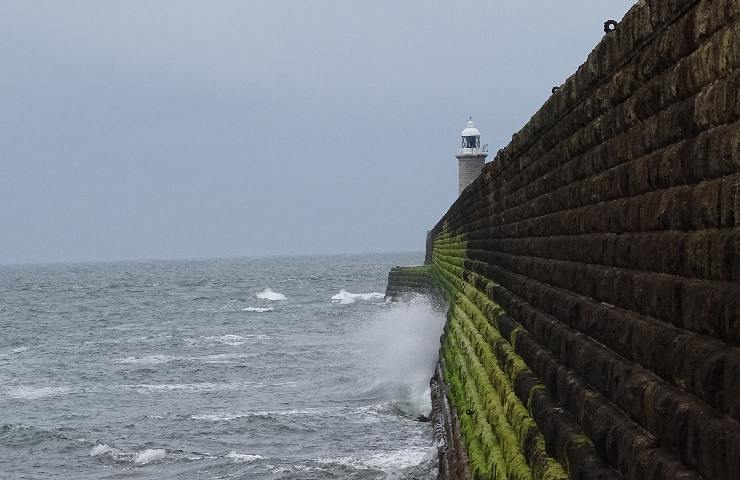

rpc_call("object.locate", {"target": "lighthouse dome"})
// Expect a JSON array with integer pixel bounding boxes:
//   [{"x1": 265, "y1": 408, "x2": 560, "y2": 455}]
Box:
[{"x1": 461, "y1": 118, "x2": 480, "y2": 137}]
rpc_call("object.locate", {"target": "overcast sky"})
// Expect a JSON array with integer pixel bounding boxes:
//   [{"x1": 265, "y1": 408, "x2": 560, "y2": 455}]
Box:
[{"x1": 0, "y1": 1, "x2": 636, "y2": 264}]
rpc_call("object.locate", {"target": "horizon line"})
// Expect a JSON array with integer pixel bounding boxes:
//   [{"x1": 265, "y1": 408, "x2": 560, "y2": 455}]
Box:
[{"x1": 0, "y1": 249, "x2": 425, "y2": 268}]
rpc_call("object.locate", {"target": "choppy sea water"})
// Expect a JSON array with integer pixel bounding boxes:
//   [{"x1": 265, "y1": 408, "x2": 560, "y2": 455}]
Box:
[{"x1": 0, "y1": 253, "x2": 446, "y2": 479}]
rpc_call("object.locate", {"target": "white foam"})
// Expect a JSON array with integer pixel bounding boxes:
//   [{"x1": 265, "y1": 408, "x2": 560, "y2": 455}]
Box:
[
  {"x1": 331, "y1": 289, "x2": 385, "y2": 305},
  {"x1": 191, "y1": 407, "x2": 329, "y2": 422},
  {"x1": 117, "y1": 355, "x2": 180, "y2": 365},
  {"x1": 252, "y1": 408, "x2": 328, "y2": 417},
  {"x1": 364, "y1": 447, "x2": 435, "y2": 471},
  {"x1": 255, "y1": 288, "x2": 286, "y2": 301},
  {"x1": 270, "y1": 381, "x2": 298, "y2": 387},
  {"x1": 134, "y1": 448, "x2": 166, "y2": 465},
  {"x1": 225, "y1": 452, "x2": 264, "y2": 463},
  {"x1": 118, "y1": 352, "x2": 261, "y2": 366},
  {"x1": 242, "y1": 306, "x2": 274, "y2": 313},
  {"x1": 4, "y1": 385, "x2": 70, "y2": 399},
  {"x1": 191, "y1": 412, "x2": 246, "y2": 422},
  {"x1": 89, "y1": 443, "x2": 131, "y2": 462},
  {"x1": 193, "y1": 352, "x2": 261, "y2": 364},
  {"x1": 347, "y1": 404, "x2": 396, "y2": 424},
  {"x1": 318, "y1": 446, "x2": 434, "y2": 473},
  {"x1": 199, "y1": 334, "x2": 270, "y2": 346},
  {"x1": 109, "y1": 322, "x2": 143, "y2": 331},
  {"x1": 132, "y1": 382, "x2": 241, "y2": 393},
  {"x1": 90, "y1": 444, "x2": 120, "y2": 457},
  {"x1": 186, "y1": 454, "x2": 218, "y2": 461},
  {"x1": 200, "y1": 334, "x2": 247, "y2": 346},
  {"x1": 90, "y1": 444, "x2": 166, "y2": 465}
]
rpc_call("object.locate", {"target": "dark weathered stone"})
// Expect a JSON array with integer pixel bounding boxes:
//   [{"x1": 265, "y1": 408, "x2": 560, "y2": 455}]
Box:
[{"x1": 387, "y1": 1, "x2": 740, "y2": 479}]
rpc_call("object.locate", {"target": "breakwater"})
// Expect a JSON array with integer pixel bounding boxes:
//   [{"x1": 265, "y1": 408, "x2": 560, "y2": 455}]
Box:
[
  {"x1": 386, "y1": 0, "x2": 740, "y2": 478},
  {"x1": 384, "y1": 266, "x2": 435, "y2": 301}
]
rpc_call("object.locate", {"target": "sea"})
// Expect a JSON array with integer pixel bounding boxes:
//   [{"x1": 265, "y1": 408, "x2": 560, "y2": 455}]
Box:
[{"x1": 0, "y1": 253, "x2": 446, "y2": 479}]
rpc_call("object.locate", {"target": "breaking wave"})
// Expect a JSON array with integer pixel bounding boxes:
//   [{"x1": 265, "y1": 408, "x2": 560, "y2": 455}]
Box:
[
  {"x1": 196, "y1": 334, "x2": 271, "y2": 346},
  {"x1": 3, "y1": 385, "x2": 71, "y2": 399},
  {"x1": 317, "y1": 445, "x2": 436, "y2": 474},
  {"x1": 117, "y1": 355, "x2": 180, "y2": 365},
  {"x1": 116, "y1": 352, "x2": 263, "y2": 365},
  {"x1": 256, "y1": 288, "x2": 286, "y2": 301},
  {"x1": 190, "y1": 407, "x2": 330, "y2": 422},
  {"x1": 131, "y1": 382, "x2": 243, "y2": 393},
  {"x1": 90, "y1": 443, "x2": 122, "y2": 458},
  {"x1": 134, "y1": 449, "x2": 166, "y2": 464},
  {"x1": 242, "y1": 306, "x2": 274, "y2": 313},
  {"x1": 226, "y1": 452, "x2": 265, "y2": 463},
  {"x1": 90, "y1": 444, "x2": 166, "y2": 465},
  {"x1": 331, "y1": 289, "x2": 385, "y2": 305}
]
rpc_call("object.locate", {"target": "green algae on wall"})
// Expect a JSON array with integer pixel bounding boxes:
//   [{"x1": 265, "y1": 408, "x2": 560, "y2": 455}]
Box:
[{"x1": 430, "y1": 231, "x2": 570, "y2": 480}]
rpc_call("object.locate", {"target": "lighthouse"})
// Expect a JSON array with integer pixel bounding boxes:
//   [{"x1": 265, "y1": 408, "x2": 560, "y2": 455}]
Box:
[{"x1": 455, "y1": 117, "x2": 487, "y2": 194}]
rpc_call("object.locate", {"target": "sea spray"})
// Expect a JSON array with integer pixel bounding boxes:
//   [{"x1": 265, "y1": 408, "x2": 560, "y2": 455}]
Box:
[
  {"x1": 256, "y1": 288, "x2": 286, "y2": 301},
  {"x1": 353, "y1": 295, "x2": 446, "y2": 416}
]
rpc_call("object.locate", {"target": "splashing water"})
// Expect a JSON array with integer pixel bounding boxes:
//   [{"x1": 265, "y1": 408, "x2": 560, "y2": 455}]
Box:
[
  {"x1": 255, "y1": 288, "x2": 286, "y2": 301},
  {"x1": 331, "y1": 289, "x2": 385, "y2": 304},
  {"x1": 354, "y1": 295, "x2": 447, "y2": 416}
]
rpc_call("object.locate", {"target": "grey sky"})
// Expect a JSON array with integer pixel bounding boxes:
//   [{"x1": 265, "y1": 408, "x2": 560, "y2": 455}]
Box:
[{"x1": 0, "y1": 1, "x2": 635, "y2": 264}]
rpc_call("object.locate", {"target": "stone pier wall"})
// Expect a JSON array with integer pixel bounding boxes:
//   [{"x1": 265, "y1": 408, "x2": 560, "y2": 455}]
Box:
[
  {"x1": 392, "y1": 1, "x2": 740, "y2": 478},
  {"x1": 384, "y1": 265, "x2": 435, "y2": 301}
]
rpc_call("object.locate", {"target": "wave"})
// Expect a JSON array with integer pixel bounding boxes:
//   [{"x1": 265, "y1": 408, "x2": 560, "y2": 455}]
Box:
[
  {"x1": 192, "y1": 352, "x2": 261, "y2": 364},
  {"x1": 0, "y1": 346, "x2": 32, "y2": 357},
  {"x1": 1, "y1": 423, "x2": 77, "y2": 446},
  {"x1": 331, "y1": 289, "x2": 384, "y2": 305},
  {"x1": 185, "y1": 454, "x2": 218, "y2": 461},
  {"x1": 90, "y1": 444, "x2": 166, "y2": 465},
  {"x1": 108, "y1": 322, "x2": 144, "y2": 331},
  {"x1": 135, "y1": 449, "x2": 166, "y2": 465},
  {"x1": 225, "y1": 452, "x2": 265, "y2": 463},
  {"x1": 201, "y1": 334, "x2": 249, "y2": 346},
  {"x1": 190, "y1": 407, "x2": 329, "y2": 422},
  {"x1": 131, "y1": 382, "x2": 242, "y2": 393},
  {"x1": 3, "y1": 385, "x2": 70, "y2": 399},
  {"x1": 197, "y1": 334, "x2": 271, "y2": 346},
  {"x1": 189, "y1": 402, "x2": 416, "y2": 426},
  {"x1": 242, "y1": 306, "x2": 274, "y2": 313},
  {"x1": 117, "y1": 352, "x2": 262, "y2": 366},
  {"x1": 190, "y1": 412, "x2": 247, "y2": 422},
  {"x1": 256, "y1": 288, "x2": 286, "y2": 301},
  {"x1": 90, "y1": 443, "x2": 124, "y2": 458},
  {"x1": 117, "y1": 355, "x2": 180, "y2": 365},
  {"x1": 317, "y1": 445, "x2": 436, "y2": 473}
]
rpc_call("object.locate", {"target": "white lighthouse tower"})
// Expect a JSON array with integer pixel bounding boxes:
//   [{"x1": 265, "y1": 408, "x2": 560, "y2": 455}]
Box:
[{"x1": 455, "y1": 117, "x2": 487, "y2": 194}]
